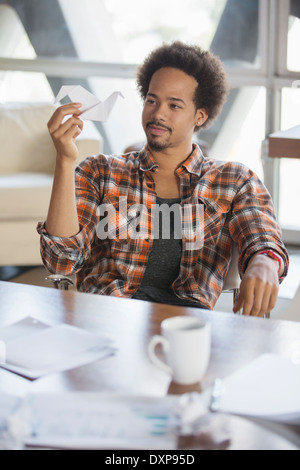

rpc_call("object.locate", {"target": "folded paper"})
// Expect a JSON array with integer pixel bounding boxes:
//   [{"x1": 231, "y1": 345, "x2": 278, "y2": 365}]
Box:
[{"x1": 54, "y1": 85, "x2": 124, "y2": 122}]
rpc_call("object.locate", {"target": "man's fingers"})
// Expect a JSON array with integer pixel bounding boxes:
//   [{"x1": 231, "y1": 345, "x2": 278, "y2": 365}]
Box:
[
  {"x1": 47, "y1": 103, "x2": 82, "y2": 133},
  {"x1": 260, "y1": 284, "x2": 278, "y2": 316},
  {"x1": 247, "y1": 283, "x2": 265, "y2": 316},
  {"x1": 46, "y1": 104, "x2": 84, "y2": 161},
  {"x1": 52, "y1": 116, "x2": 83, "y2": 140},
  {"x1": 233, "y1": 296, "x2": 243, "y2": 313},
  {"x1": 233, "y1": 279, "x2": 255, "y2": 315},
  {"x1": 63, "y1": 122, "x2": 83, "y2": 141},
  {"x1": 234, "y1": 279, "x2": 279, "y2": 317},
  {"x1": 234, "y1": 279, "x2": 264, "y2": 316},
  {"x1": 248, "y1": 282, "x2": 279, "y2": 316}
]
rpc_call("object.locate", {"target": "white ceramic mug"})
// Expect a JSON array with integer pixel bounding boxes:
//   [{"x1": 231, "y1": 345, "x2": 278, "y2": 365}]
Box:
[{"x1": 148, "y1": 316, "x2": 211, "y2": 385}]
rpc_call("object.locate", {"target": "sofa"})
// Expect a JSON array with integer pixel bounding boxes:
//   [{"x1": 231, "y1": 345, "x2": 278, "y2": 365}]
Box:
[{"x1": 0, "y1": 102, "x2": 103, "y2": 266}]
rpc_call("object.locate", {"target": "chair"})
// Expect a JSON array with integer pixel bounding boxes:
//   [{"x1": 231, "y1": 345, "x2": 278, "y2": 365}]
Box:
[
  {"x1": 46, "y1": 273, "x2": 76, "y2": 290},
  {"x1": 0, "y1": 102, "x2": 102, "y2": 267},
  {"x1": 222, "y1": 243, "x2": 241, "y2": 305},
  {"x1": 46, "y1": 245, "x2": 244, "y2": 312}
]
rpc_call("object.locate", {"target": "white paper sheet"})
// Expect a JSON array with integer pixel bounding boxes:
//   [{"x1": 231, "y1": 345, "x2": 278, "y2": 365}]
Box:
[
  {"x1": 0, "y1": 317, "x2": 116, "y2": 379},
  {"x1": 215, "y1": 354, "x2": 300, "y2": 424},
  {"x1": 23, "y1": 393, "x2": 178, "y2": 450},
  {"x1": 54, "y1": 85, "x2": 124, "y2": 121}
]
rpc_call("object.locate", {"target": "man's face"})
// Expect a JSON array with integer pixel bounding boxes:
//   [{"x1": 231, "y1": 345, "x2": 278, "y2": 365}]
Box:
[{"x1": 142, "y1": 67, "x2": 207, "y2": 153}]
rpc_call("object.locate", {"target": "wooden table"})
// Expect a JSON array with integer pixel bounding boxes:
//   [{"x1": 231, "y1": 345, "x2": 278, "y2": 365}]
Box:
[{"x1": 0, "y1": 280, "x2": 300, "y2": 450}]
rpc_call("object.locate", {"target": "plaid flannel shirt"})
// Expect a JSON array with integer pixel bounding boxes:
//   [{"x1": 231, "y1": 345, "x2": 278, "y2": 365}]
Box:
[{"x1": 37, "y1": 144, "x2": 289, "y2": 309}]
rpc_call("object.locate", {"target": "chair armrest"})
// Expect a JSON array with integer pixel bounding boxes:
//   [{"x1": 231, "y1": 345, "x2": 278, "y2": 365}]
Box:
[
  {"x1": 45, "y1": 274, "x2": 75, "y2": 290},
  {"x1": 223, "y1": 246, "x2": 240, "y2": 291}
]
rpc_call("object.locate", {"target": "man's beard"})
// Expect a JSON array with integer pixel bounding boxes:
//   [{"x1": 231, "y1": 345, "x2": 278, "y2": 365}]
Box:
[
  {"x1": 146, "y1": 121, "x2": 172, "y2": 152},
  {"x1": 147, "y1": 139, "x2": 170, "y2": 152}
]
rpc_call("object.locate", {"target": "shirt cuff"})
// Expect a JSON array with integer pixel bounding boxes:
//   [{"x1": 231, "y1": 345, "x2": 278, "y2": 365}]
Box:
[{"x1": 256, "y1": 250, "x2": 283, "y2": 275}]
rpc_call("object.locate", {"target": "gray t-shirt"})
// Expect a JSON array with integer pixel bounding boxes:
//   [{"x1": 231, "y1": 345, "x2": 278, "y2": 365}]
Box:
[{"x1": 133, "y1": 196, "x2": 207, "y2": 308}]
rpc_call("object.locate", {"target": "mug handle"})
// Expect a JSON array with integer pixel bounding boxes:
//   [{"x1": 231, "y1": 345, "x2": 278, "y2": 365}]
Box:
[{"x1": 148, "y1": 335, "x2": 172, "y2": 374}]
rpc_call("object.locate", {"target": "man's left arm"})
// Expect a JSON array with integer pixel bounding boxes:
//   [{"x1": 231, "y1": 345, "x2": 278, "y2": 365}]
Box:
[{"x1": 229, "y1": 165, "x2": 289, "y2": 317}]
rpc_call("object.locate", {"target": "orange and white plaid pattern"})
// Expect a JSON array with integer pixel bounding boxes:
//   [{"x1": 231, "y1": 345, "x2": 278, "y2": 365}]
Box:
[{"x1": 37, "y1": 144, "x2": 289, "y2": 309}]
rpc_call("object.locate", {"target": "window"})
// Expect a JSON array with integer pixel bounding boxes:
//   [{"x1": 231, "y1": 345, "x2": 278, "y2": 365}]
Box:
[
  {"x1": 0, "y1": 0, "x2": 299, "y2": 242},
  {"x1": 278, "y1": 87, "x2": 300, "y2": 230},
  {"x1": 0, "y1": 0, "x2": 264, "y2": 155},
  {"x1": 273, "y1": 0, "x2": 300, "y2": 242},
  {"x1": 202, "y1": 87, "x2": 266, "y2": 179},
  {"x1": 287, "y1": 1, "x2": 300, "y2": 72}
]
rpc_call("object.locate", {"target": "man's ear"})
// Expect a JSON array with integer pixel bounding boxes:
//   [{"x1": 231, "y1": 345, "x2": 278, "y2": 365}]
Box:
[{"x1": 195, "y1": 108, "x2": 208, "y2": 127}]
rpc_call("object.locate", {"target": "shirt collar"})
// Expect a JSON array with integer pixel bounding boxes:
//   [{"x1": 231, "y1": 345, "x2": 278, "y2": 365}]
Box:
[
  {"x1": 138, "y1": 145, "x2": 159, "y2": 172},
  {"x1": 138, "y1": 143, "x2": 205, "y2": 176},
  {"x1": 180, "y1": 144, "x2": 205, "y2": 177}
]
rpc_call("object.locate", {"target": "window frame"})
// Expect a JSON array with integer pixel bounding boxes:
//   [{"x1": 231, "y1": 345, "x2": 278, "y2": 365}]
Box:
[{"x1": 0, "y1": 0, "x2": 299, "y2": 243}]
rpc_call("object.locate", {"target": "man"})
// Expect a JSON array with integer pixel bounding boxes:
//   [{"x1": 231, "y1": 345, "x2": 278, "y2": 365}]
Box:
[{"x1": 37, "y1": 41, "x2": 289, "y2": 316}]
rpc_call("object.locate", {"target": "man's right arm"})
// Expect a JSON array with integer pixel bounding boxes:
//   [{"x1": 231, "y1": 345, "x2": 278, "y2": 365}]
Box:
[{"x1": 45, "y1": 102, "x2": 83, "y2": 238}]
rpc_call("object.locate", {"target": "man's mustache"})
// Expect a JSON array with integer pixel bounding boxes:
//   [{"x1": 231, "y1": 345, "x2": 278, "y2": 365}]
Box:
[{"x1": 146, "y1": 120, "x2": 172, "y2": 133}]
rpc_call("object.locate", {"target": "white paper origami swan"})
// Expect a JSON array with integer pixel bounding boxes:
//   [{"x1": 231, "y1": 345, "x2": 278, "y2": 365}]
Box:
[{"x1": 54, "y1": 85, "x2": 124, "y2": 122}]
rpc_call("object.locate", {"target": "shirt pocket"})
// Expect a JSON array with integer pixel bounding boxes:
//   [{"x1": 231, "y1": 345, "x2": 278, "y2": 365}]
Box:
[
  {"x1": 96, "y1": 195, "x2": 149, "y2": 256},
  {"x1": 199, "y1": 197, "x2": 232, "y2": 247}
]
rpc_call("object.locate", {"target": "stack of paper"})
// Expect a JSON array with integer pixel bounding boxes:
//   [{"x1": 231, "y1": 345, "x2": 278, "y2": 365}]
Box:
[
  {"x1": 0, "y1": 317, "x2": 116, "y2": 379},
  {"x1": 0, "y1": 393, "x2": 178, "y2": 450},
  {"x1": 215, "y1": 354, "x2": 300, "y2": 425},
  {"x1": 25, "y1": 393, "x2": 178, "y2": 449}
]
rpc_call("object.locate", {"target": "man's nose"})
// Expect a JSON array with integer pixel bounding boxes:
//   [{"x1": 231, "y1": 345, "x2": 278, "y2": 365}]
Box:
[{"x1": 151, "y1": 103, "x2": 168, "y2": 121}]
